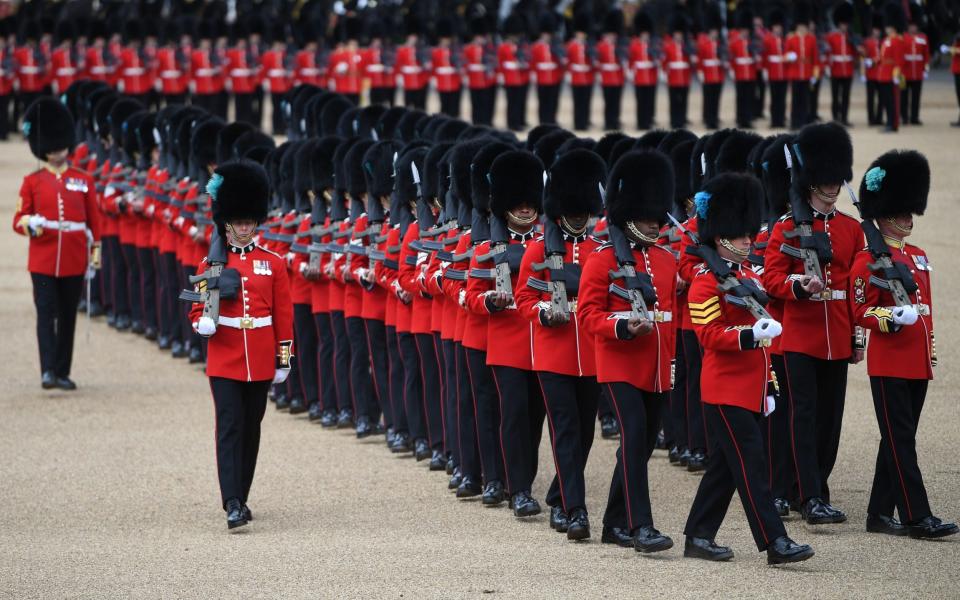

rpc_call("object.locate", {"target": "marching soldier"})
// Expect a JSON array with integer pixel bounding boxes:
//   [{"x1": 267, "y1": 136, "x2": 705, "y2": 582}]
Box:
[
  {"x1": 579, "y1": 150, "x2": 677, "y2": 553},
  {"x1": 191, "y1": 22, "x2": 225, "y2": 118},
  {"x1": 566, "y1": 13, "x2": 594, "y2": 132},
  {"x1": 14, "y1": 97, "x2": 100, "y2": 390},
  {"x1": 826, "y1": 3, "x2": 856, "y2": 126},
  {"x1": 597, "y1": 10, "x2": 625, "y2": 131},
  {"x1": 852, "y1": 150, "x2": 958, "y2": 539},
  {"x1": 761, "y1": 10, "x2": 788, "y2": 128},
  {"x1": 189, "y1": 159, "x2": 293, "y2": 529},
  {"x1": 629, "y1": 10, "x2": 658, "y2": 130},
  {"x1": 329, "y1": 18, "x2": 363, "y2": 106},
  {"x1": 900, "y1": 4, "x2": 929, "y2": 126},
  {"x1": 227, "y1": 22, "x2": 263, "y2": 127},
  {"x1": 118, "y1": 21, "x2": 157, "y2": 107},
  {"x1": 682, "y1": 172, "x2": 814, "y2": 566},
  {"x1": 662, "y1": 15, "x2": 693, "y2": 129},
  {"x1": 696, "y1": 8, "x2": 725, "y2": 130},
  {"x1": 50, "y1": 22, "x2": 80, "y2": 96},
  {"x1": 763, "y1": 122, "x2": 864, "y2": 525},
  {"x1": 531, "y1": 11, "x2": 563, "y2": 126}
]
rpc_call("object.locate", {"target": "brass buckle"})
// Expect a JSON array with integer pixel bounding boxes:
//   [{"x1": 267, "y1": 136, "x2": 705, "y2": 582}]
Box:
[{"x1": 239, "y1": 317, "x2": 254, "y2": 329}]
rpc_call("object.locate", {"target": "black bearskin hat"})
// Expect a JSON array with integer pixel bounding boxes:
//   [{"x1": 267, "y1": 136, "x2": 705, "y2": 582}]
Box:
[
  {"x1": 539, "y1": 11, "x2": 559, "y2": 35},
  {"x1": 657, "y1": 129, "x2": 698, "y2": 156},
  {"x1": 556, "y1": 137, "x2": 596, "y2": 157},
  {"x1": 544, "y1": 149, "x2": 606, "y2": 219},
  {"x1": 376, "y1": 106, "x2": 408, "y2": 140},
  {"x1": 437, "y1": 119, "x2": 471, "y2": 142},
  {"x1": 424, "y1": 142, "x2": 455, "y2": 202},
  {"x1": 24, "y1": 97, "x2": 76, "y2": 159},
  {"x1": 606, "y1": 150, "x2": 675, "y2": 227},
  {"x1": 108, "y1": 98, "x2": 145, "y2": 145},
  {"x1": 690, "y1": 133, "x2": 711, "y2": 192},
  {"x1": 234, "y1": 131, "x2": 275, "y2": 161},
  {"x1": 884, "y1": 2, "x2": 906, "y2": 33},
  {"x1": 670, "y1": 13, "x2": 689, "y2": 34},
  {"x1": 344, "y1": 139, "x2": 375, "y2": 199},
  {"x1": 420, "y1": 115, "x2": 450, "y2": 141},
  {"x1": 792, "y1": 1, "x2": 812, "y2": 28},
  {"x1": 210, "y1": 160, "x2": 269, "y2": 230},
  {"x1": 357, "y1": 104, "x2": 388, "y2": 139},
  {"x1": 716, "y1": 130, "x2": 763, "y2": 174},
  {"x1": 636, "y1": 129, "x2": 670, "y2": 149},
  {"x1": 191, "y1": 118, "x2": 224, "y2": 169},
  {"x1": 702, "y1": 128, "x2": 735, "y2": 180},
  {"x1": 671, "y1": 140, "x2": 695, "y2": 207},
  {"x1": 603, "y1": 9, "x2": 624, "y2": 34},
  {"x1": 696, "y1": 173, "x2": 765, "y2": 245},
  {"x1": 136, "y1": 112, "x2": 158, "y2": 157},
  {"x1": 122, "y1": 110, "x2": 147, "y2": 158},
  {"x1": 634, "y1": 10, "x2": 654, "y2": 34},
  {"x1": 746, "y1": 135, "x2": 775, "y2": 180},
  {"x1": 502, "y1": 14, "x2": 526, "y2": 37},
  {"x1": 363, "y1": 140, "x2": 401, "y2": 200},
  {"x1": 573, "y1": 11, "x2": 593, "y2": 34},
  {"x1": 311, "y1": 136, "x2": 342, "y2": 194},
  {"x1": 858, "y1": 150, "x2": 929, "y2": 219},
  {"x1": 336, "y1": 107, "x2": 361, "y2": 138},
  {"x1": 768, "y1": 9, "x2": 785, "y2": 28},
  {"x1": 833, "y1": 2, "x2": 854, "y2": 25},
  {"x1": 394, "y1": 146, "x2": 428, "y2": 203},
  {"x1": 216, "y1": 121, "x2": 254, "y2": 166},
  {"x1": 436, "y1": 16, "x2": 455, "y2": 38},
  {"x1": 608, "y1": 136, "x2": 637, "y2": 170},
  {"x1": 489, "y1": 151, "x2": 544, "y2": 217},
  {"x1": 704, "y1": 5, "x2": 723, "y2": 31},
  {"x1": 907, "y1": 2, "x2": 925, "y2": 25},
  {"x1": 320, "y1": 95, "x2": 354, "y2": 136},
  {"x1": 760, "y1": 134, "x2": 796, "y2": 220},
  {"x1": 533, "y1": 129, "x2": 575, "y2": 169},
  {"x1": 790, "y1": 122, "x2": 853, "y2": 193},
  {"x1": 294, "y1": 139, "x2": 320, "y2": 201},
  {"x1": 464, "y1": 139, "x2": 510, "y2": 211},
  {"x1": 526, "y1": 124, "x2": 561, "y2": 150},
  {"x1": 596, "y1": 132, "x2": 630, "y2": 165}
]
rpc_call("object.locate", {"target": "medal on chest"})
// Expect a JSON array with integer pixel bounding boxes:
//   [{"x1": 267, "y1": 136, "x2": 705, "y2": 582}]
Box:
[
  {"x1": 64, "y1": 177, "x2": 89, "y2": 193},
  {"x1": 912, "y1": 255, "x2": 931, "y2": 272},
  {"x1": 252, "y1": 259, "x2": 273, "y2": 276}
]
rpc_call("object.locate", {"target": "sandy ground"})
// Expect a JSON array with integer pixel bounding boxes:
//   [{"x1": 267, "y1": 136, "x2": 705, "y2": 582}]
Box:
[{"x1": 2, "y1": 74, "x2": 960, "y2": 600}]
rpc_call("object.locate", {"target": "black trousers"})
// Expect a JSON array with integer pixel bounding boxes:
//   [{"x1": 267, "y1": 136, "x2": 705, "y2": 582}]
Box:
[
  {"x1": 370, "y1": 86, "x2": 396, "y2": 106},
  {"x1": 234, "y1": 92, "x2": 257, "y2": 127},
  {"x1": 465, "y1": 347, "x2": 503, "y2": 485},
  {"x1": 434, "y1": 333, "x2": 448, "y2": 452},
  {"x1": 403, "y1": 87, "x2": 427, "y2": 111},
  {"x1": 754, "y1": 74, "x2": 766, "y2": 117},
  {"x1": 439, "y1": 89, "x2": 462, "y2": 117},
  {"x1": 163, "y1": 93, "x2": 187, "y2": 108},
  {"x1": 192, "y1": 93, "x2": 218, "y2": 115},
  {"x1": 540, "y1": 373, "x2": 599, "y2": 512},
  {"x1": 784, "y1": 351, "x2": 848, "y2": 504},
  {"x1": 571, "y1": 84, "x2": 592, "y2": 131},
  {"x1": 765, "y1": 354, "x2": 795, "y2": 500},
  {"x1": 790, "y1": 80, "x2": 811, "y2": 130},
  {"x1": 269, "y1": 92, "x2": 286, "y2": 135},
  {"x1": 879, "y1": 81, "x2": 898, "y2": 130},
  {"x1": 955, "y1": 74, "x2": 960, "y2": 117},
  {"x1": 685, "y1": 403, "x2": 787, "y2": 551},
  {"x1": 398, "y1": 331, "x2": 427, "y2": 441},
  {"x1": 669, "y1": 334, "x2": 689, "y2": 449},
  {"x1": 386, "y1": 325, "x2": 408, "y2": 434},
  {"x1": 209, "y1": 377, "x2": 270, "y2": 508},
  {"x1": 537, "y1": 83, "x2": 560, "y2": 125},
  {"x1": 810, "y1": 77, "x2": 822, "y2": 120},
  {"x1": 253, "y1": 88, "x2": 264, "y2": 129},
  {"x1": 682, "y1": 329, "x2": 707, "y2": 453},
  {"x1": 867, "y1": 377, "x2": 932, "y2": 523},
  {"x1": 365, "y1": 319, "x2": 389, "y2": 426},
  {"x1": 601, "y1": 85, "x2": 623, "y2": 131},
  {"x1": 735, "y1": 80, "x2": 755, "y2": 128},
  {"x1": 504, "y1": 84, "x2": 528, "y2": 131},
  {"x1": 603, "y1": 382, "x2": 663, "y2": 530},
  {"x1": 121, "y1": 243, "x2": 141, "y2": 324},
  {"x1": 668, "y1": 85, "x2": 689, "y2": 129},
  {"x1": 442, "y1": 338, "x2": 458, "y2": 462},
  {"x1": 179, "y1": 264, "x2": 197, "y2": 347},
  {"x1": 900, "y1": 80, "x2": 922, "y2": 124},
  {"x1": 31, "y1": 273, "x2": 83, "y2": 377},
  {"x1": 830, "y1": 77, "x2": 852, "y2": 123},
  {"x1": 108, "y1": 236, "x2": 129, "y2": 317},
  {"x1": 294, "y1": 304, "x2": 319, "y2": 407},
  {"x1": 330, "y1": 311, "x2": 353, "y2": 412},
  {"x1": 346, "y1": 316, "x2": 375, "y2": 419},
  {"x1": 0, "y1": 94, "x2": 9, "y2": 139},
  {"x1": 137, "y1": 247, "x2": 157, "y2": 330},
  {"x1": 769, "y1": 80, "x2": 788, "y2": 127},
  {"x1": 415, "y1": 332, "x2": 444, "y2": 450},
  {"x1": 469, "y1": 86, "x2": 496, "y2": 126},
  {"x1": 702, "y1": 82, "x2": 722, "y2": 129},
  {"x1": 314, "y1": 312, "x2": 337, "y2": 412},
  {"x1": 867, "y1": 80, "x2": 881, "y2": 125},
  {"x1": 456, "y1": 343, "x2": 480, "y2": 479},
  {"x1": 634, "y1": 84, "x2": 656, "y2": 130},
  {"x1": 491, "y1": 365, "x2": 545, "y2": 496}
]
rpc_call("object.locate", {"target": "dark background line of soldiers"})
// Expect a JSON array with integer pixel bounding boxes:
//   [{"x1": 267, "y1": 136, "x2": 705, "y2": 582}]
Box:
[
  {"x1": 28, "y1": 54, "x2": 956, "y2": 553},
  {"x1": 1, "y1": 0, "x2": 959, "y2": 143}
]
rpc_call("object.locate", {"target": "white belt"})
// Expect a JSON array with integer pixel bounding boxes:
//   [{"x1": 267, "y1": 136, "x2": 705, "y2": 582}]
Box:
[
  {"x1": 39, "y1": 218, "x2": 86, "y2": 232},
  {"x1": 56, "y1": 67, "x2": 76, "y2": 75},
  {"x1": 435, "y1": 66, "x2": 456, "y2": 75},
  {"x1": 809, "y1": 289, "x2": 847, "y2": 301},
  {"x1": 904, "y1": 54, "x2": 924, "y2": 61},
  {"x1": 734, "y1": 58, "x2": 755, "y2": 65},
  {"x1": 195, "y1": 68, "x2": 218, "y2": 76},
  {"x1": 831, "y1": 56, "x2": 854, "y2": 62},
  {"x1": 161, "y1": 69, "x2": 182, "y2": 77},
  {"x1": 124, "y1": 67, "x2": 145, "y2": 76},
  {"x1": 668, "y1": 61, "x2": 689, "y2": 69},
  {"x1": 633, "y1": 60, "x2": 654, "y2": 69},
  {"x1": 611, "y1": 310, "x2": 672, "y2": 322},
  {"x1": 230, "y1": 68, "x2": 252, "y2": 76},
  {"x1": 600, "y1": 64, "x2": 621, "y2": 71},
  {"x1": 89, "y1": 66, "x2": 109, "y2": 74},
  {"x1": 401, "y1": 66, "x2": 422, "y2": 74},
  {"x1": 300, "y1": 67, "x2": 321, "y2": 75},
  {"x1": 702, "y1": 59, "x2": 721, "y2": 67},
  {"x1": 267, "y1": 69, "x2": 288, "y2": 77},
  {"x1": 900, "y1": 303, "x2": 931, "y2": 316},
  {"x1": 20, "y1": 66, "x2": 41, "y2": 74},
  {"x1": 219, "y1": 315, "x2": 272, "y2": 329},
  {"x1": 501, "y1": 61, "x2": 519, "y2": 69},
  {"x1": 767, "y1": 56, "x2": 783, "y2": 63},
  {"x1": 538, "y1": 62, "x2": 558, "y2": 69},
  {"x1": 570, "y1": 64, "x2": 592, "y2": 72},
  {"x1": 367, "y1": 64, "x2": 385, "y2": 72}
]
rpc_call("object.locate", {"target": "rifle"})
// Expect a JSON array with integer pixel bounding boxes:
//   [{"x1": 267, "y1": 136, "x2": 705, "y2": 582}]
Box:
[
  {"x1": 527, "y1": 220, "x2": 570, "y2": 319},
  {"x1": 780, "y1": 144, "x2": 831, "y2": 281},
  {"x1": 844, "y1": 182, "x2": 917, "y2": 307},
  {"x1": 606, "y1": 224, "x2": 656, "y2": 325},
  {"x1": 179, "y1": 230, "x2": 237, "y2": 324},
  {"x1": 687, "y1": 242, "x2": 772, "y2": 320},
  {"x1": 471, "y1": 215, "x2": 514, "y2": 298}
]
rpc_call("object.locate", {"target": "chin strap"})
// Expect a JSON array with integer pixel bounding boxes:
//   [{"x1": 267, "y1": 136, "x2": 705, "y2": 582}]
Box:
[
  {"x1": 885, "y1": 217, "x2": 913, "y2": 235},
  {"x1": 560, "y1": 216, "x2": 587, "y2": 236},
  {"x1": 718, "y1": 238, "x2": 750, "y2": 257},
  {"x1": 626, "y1": 221, "x2": 658, "y2": 245},
  {"x1": 507, "y1": 209, "x2": 537, "y2": 227},
  {"x1": 810, "y1": 184, "x2": 840, "y2": 203}
]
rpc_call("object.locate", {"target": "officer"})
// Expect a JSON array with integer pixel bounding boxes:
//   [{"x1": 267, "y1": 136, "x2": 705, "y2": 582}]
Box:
[
  {"x1": 852, "y1": 150, "x2": 958, "y2": 539},
  {"x1": 14, "y1": 97, "x2": 101, "y2": 390},
  {"x1": 682, "y1": 172, "x2": 814, "y2": 566},
  {"x1": 190, "y1": 159, "x2": 293, "y2": 530}
]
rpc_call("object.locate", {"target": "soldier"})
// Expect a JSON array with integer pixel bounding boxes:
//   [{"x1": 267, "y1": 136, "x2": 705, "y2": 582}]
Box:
[
  {"x1": 395, "y1": 19, "x2": 429, "y2": 110},
  {"x1": 50, "y1": 22, "x2": 80, "y2": 96},
  {"x1": 826, "y1": 3, "x2": 856, "y2": 126},
  {"x1": 682, "y1": 172, "x2": 814, "y2": 566},
  {"x1": 0, "y1": 19, "x2": 14, "y2": 140},
  {"x1": 762, "y1": 10, "x2": 788, "y2": 128},
  {"x1": 463, "y1": 16, "x2": 497, "y2": 126},
  {"x1": 785, "y1": 3, "x2": 818, "y2": 130},
  {"x1": 260, "y1": 23, "x2": 293, "y2": 135},
  {"x1": 191, "y1": 22, "x2": 225, "y2": 118},
  {"x1": 515, "y1": 149, "x2": 605, "y2": 540},
  {"x1": 877, "y1": 4, "x2": 906, "y2": 133},
  {"x1": 530, "y1": 10, "x2": 563, "y2": 126},
  {"x1": 862, "y1": 12, "x2": 884, "y2": 126},
  {"x1": 189, "y1": 159, "x2": 293, "y2": 530},
  {"x1": 628, "y1": 10, "x2": 658, "y2": 130},
  {"x1": 900, "y1": 4, "x2": 929, "y2": 126},
  {"x1": 696, "y1": 8, "x2": 725, "y2": 130},
  {"x1": 763, "y1": 123, "x2": 864, "y2": 525},
  {"x1": 329, "y1": 18, "x2": 363, "y2": 106},
  {"x1": 432, "y1": 18, "x2": 462, "y2": 118},
  {"x1": 579, "y1": 150, "x2": 677, "y2": 553},
  {"x1": 364, "y1": 19, "x2": 396, "y2": 107},
  {"x1": 852, "y1": 150, "x2": 958, "y2": 540},
  {"x1": 566, "y1": 13, "x2": 594, "y2": 131},
  {"x1": 730, "y1": 11, "x2": 758, "y2": 129},
  {"x1": 14, "y1": 97, "x2": 100, "y2": 390},
  {"x1": 662, "y1": 15, "x2": 693, "y2": 129},
  {"x1": 498, "y1": 15, "x2": 530, "y2": 132},
  {"x1": 14, "y1": 21, "x2": 48, "y2": 121},
  {"x1": 949, "y1": 32, "x2": 960, "y2": 127},
  {"x1": 465, "y1": 150, "x2": 545, "y2": 518},
  {"x1": 157, "y1": 22, "x2": 190, "y2": 107},
  {"x1": 227, "y1": 22, "x2": 263, "y2": 127},
  {"x1": 597, "y1": 10, "x2": 625, "y2": 131}
]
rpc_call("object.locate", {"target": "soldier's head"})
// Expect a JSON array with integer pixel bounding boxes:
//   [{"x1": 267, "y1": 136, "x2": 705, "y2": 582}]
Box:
[
  {"x1": 488, "y1": 151, "x2": 543, "y2": 233},
  {"x1": 210, "y1": 160, "x2": 270, "y2": 245},
  {"x1": 606, "y1": 150, "x2": 674, "y2": 247},
  {"x1": 790, "y1": 122, "x2": 853, "y2": 212},
  {"x1": 859, "y1": 150, "x2": 930, "y2": 239},
  {"x1": 884, "y1": 3, "x2": 906, "y2": 36},
  {"x1": 833, "y1": 3, "x2": 853, "y2": 32},
  {"x1": 696, "y1": 173, "x2": 764, "y2": 262},
  {"x1": 24, "y1": 97, "x2": 76, "y2": 165},
  {"x1": 544, "y1": 149, "x2": 605, "y2": 235}
]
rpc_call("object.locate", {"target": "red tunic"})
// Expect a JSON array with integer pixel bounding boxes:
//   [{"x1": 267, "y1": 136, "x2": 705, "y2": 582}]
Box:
[
  {"x1": 191, "y1": 48, "x2": 223, "y2": 94},
  {"x1": 294, "y1": 48, "x2": 326, "y2": 87},
  {"x1": 825, "y1": 31, "x2": 856, "y2": 78},
  {"x1": 118, "y1": 47, "x2": 155, "y2": 95},
  {"x1": 14, "y1": 46, "x2": 47, "y2": 92},
  {"x1": 330, "y1": 47, "x2": 364, "y2": 95},
  {"x1": 260, "y1": 48, "x2": 292, "y2": 93},
  {"x1": 431, "y1": 45, "x2": 462, "y2": 91},
  {"x1": 50, "y1": 46, "x2": 80, "y2": 93},
  {"x1": 901, "y1": 32, "x2": 929, "y2": 81},
  {"x1": 497, "y1": 41, "x2": 529, "y2": 86},
  {"x1": 463, "y1": 42, "x2": 497, "y2": 89},
  {"x1": 398, "y1": 222, "x2": 433, "y2": 334},
  {"x1": 762, "y1": 32, "x2": 787, "y2": 81},
  {"x1": 850, "y1": 241, "x2": 934, "y2": 380},
  {"x1": 190, "y1": 244, "x2": 293, "y2": 382},
  {"x1": 442, "y1": 231, "x2": 473, "y2": 344},
  {"x1": 226, "y1": 47, "x2": 260, "y2": 94},
  {"x1": 14, "y1": 166, "x2": 101, "y2": 277},
  {"x1": 661, "y1": 37, "x2": 692, "y2": 86},
  {"x1": 360, "y1": 221, "x2": 389, "y2": 322},
  {"x1": 395, "y1": 44, "x2": 429, "y2": 90},
  {"x1": 729, "y1": 34, "x2": 757, "y2": 81},
  {"x1": 596, "y1": 38, "x2": 625, "y2": 86},
  {"x1": 363, "y1": 45, "x2": 394, "y2": 89},
  {"x1": 696, "y1": 34, "x2": 725, "y2": 84},
  {"x1": 83, "y1": 45, "x2": 112, "y2": 82},
  {"x1": 530, "y1": 40, "x2": 563, "y2": 86},
  {"x1": 565, "y1": 39, "x2": 594, "y2": 86},
  {"x1": 877, "y1": 35, "x2": 905, "y2": 83},
  {"x1": 863, "y1": 37, "x2": 881, "y2": 81},
  {"x1": 785, "y1": 32, "x2": 818, "y2": 81},
  {"x1": 628, "y1": 37, "x2": 658, "y2": 86},
  {"x1": 156, "y1": 46, "x2": 189, "y2": 94}
]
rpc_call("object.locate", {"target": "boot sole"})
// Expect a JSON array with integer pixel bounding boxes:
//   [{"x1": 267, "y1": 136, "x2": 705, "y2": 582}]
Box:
[
  {"x1": 636, "y1": 538, "x2": 674, "y2": 553},
  {"x1": 768, "y1": 548, "x2": 814, "y2": 565},
  {"x1": 684, "y1": 548, "x2": 734, "y2": 561},
  {"x1": 567, "y1": 527, "x2": 589, "y2": 541},
  {"x1": 227, "y1": 518, "x2": 249, "y2": 530},
  {"x1": 908, "y1": 526, "x2": 960, "y2": 539}
]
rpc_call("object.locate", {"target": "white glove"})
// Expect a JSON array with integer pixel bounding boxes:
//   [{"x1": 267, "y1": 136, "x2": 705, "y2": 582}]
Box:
[
  {"x1": 785, "y1": 51, "x2": 798, "y2": 62},
  {"x1": 892, "y1": 305, "x2": 918, "y2": 326},
  {"x1": 272, "y1": 368, "x2": 290, "y2": 384},
  {"x1": 764, "y1": 395, "x2": 776, "y2": 417},
  {"x1": 195, "y1": 316, "x2": 217, "y2": 337},
  {"x1": 28, "y1": 214, "x2": 45, "y2": 235},
  {"x1": 860, "y1": 74, "x2": 867, "y2": 83},
  {"x1": 940, "y1": 44, "x2": 950, "y2": 55},
  {"x1": 865, "y1": 58, "x2": 874, "y2": 68},
  {"x1": 752, "y1": 318, "x2": 783, "y2": 341}
]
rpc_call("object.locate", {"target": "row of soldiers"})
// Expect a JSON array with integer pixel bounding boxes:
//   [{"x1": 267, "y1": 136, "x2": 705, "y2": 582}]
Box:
[
  {"x1": 17, "y1": 77, "x2": 957, "y2": 557},
  {"x1": 0, "y1": 1, "x2": 951, "y2": 142}
]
